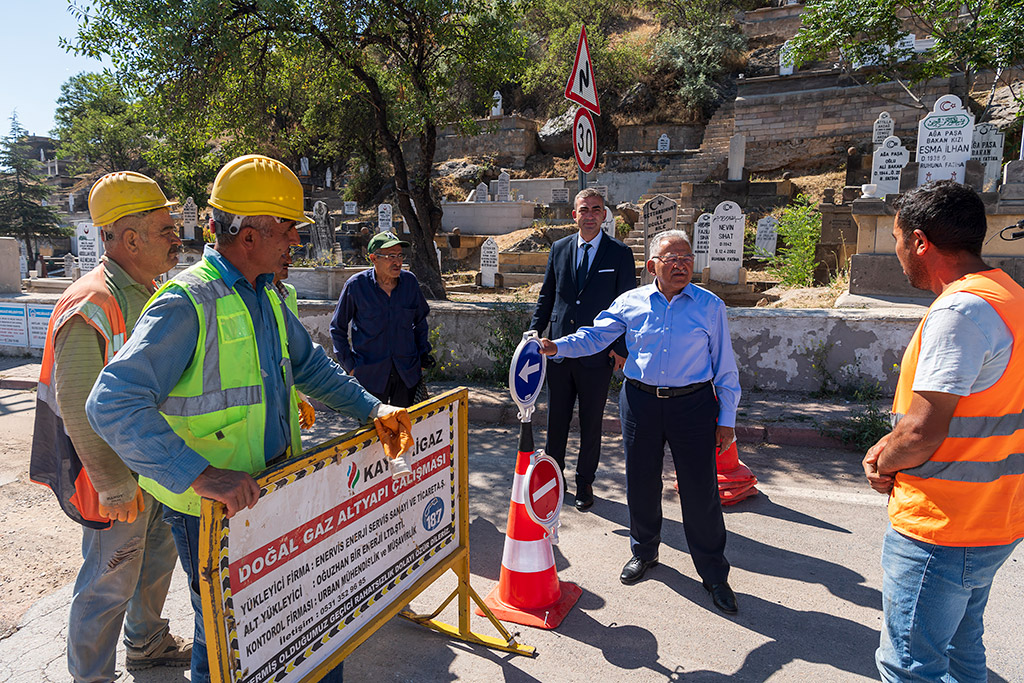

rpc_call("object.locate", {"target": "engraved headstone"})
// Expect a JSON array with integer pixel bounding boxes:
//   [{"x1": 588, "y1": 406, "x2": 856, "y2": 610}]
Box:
[
  {"x1": 479, "y1": 237, "x2": 499, "y2": 287},
  {"x1": 63, "y1": 253, "x2": 77, "y2": 281},
  {"x1": 491, "y1": 91, "x2": 503, "y2": 118},
  {"x1": 475, "y1": 183, "x2": 488, "y2": 202},
  {"x1": 324, "y1": 167, "x2": 332, "y2": 189},
  {"x1": 728, "y1": 134, "x2": 746, "y2": 181},
  {"x1": 377, "y1": 204, "x2": 393, "y2": 232},
  {"x1": 551, "y1": 187, "x2": 569, "y2": 204},
  {"x1": 68, "y1": 193, "x2": 75, "y2": 214},
  {"x1": 75, "y1": 222, "x2": 103, "y2": 273},
  {"x1": 182, "y1": 196, "x2": 198, "y2": 241},
  {"x1": 496, "y1": 171, "x2": 511, "y2": 202},
  {"x1": 299, "y1": 157, "x2": 310, "y2": 176},
  {"x1": 587, "y1": 184, "x2": 609, "y2": 200},
  {"x1": 916, "y1": 95, "x2": 975, "y2": 186},
  {"x1": 754, "y1": 216, "x2": 779, "y2": 259},
  {"x1": 19, "y1": 243, "x2": 28, "y2": 281},
  {"x1": 872, "y1": 111, "x2": 894, "y2": 146},
  {"x1": 344, "y1": 201, "x2": 358, "y2": 215},
  {"x1": 310, "y1": 201, "x2": 333, "y2": 259},
  {"x1": 657, "y1": 134, "x2": 670, "y2": 152},
  {"x1": 871, "y1": 135, "x2": 911, "y2": 197},
  {"x1": 601, "y1": 207, "x2": 615, "y2": 238},
  {"x1": 693, "y1": 212, "x2": 712, "y2": 274},
  {"x1": 971, "y1": 123, "x2": 1005, "y2": 191},
  {"x1": 642, "y1": 195, "x2": 678, "y2": 240},
  {"x1": 709, "y1": 201, "x2": 745, "y2": 284},
  {"x1": 779, "y1": 41, "x2": 795, "y2": 76}
]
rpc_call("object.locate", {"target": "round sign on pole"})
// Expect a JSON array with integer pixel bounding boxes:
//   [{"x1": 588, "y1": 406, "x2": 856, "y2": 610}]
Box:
[
  {"x1": 573, "y1": 107, "x2": 596, "y2": 174},
  {"x1": 509, "y1": 332, "x2": 547, "y2": 422},
  {"x1": 523, "y1": 451, "x2": 564, "y2": 543}
]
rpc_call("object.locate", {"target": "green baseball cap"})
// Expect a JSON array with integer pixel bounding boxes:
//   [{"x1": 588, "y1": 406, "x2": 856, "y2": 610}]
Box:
[{"x1": 368, "y1": 231, "x2": 410, "y2": 253}]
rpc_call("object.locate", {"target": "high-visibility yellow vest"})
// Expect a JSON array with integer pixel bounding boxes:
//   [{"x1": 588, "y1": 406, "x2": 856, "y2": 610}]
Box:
[
  {"x1": 139, "y1": 258, "x2": 302, "y2": 515},
  {"x1": 890, "y1": 269, "x2": 1024, "y2": 546}
]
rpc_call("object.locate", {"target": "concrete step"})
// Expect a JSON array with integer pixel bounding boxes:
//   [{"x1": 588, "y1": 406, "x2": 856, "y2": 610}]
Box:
[
  {"x1": 499, "y1": 262, "x2": 545, "y2": 274},
  {"x1": 500, "y1": 272, "x2": 544, "y2": 287}
]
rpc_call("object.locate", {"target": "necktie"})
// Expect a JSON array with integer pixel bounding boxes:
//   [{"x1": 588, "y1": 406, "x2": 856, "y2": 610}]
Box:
[{"x1": 577, "y1": 242, "x2": 591, "y2": 292}]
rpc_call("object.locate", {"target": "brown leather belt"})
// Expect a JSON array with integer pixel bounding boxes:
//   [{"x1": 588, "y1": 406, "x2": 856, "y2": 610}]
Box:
[{"x1": 626, "y1": 378, "x2": 711, "y2": 399}]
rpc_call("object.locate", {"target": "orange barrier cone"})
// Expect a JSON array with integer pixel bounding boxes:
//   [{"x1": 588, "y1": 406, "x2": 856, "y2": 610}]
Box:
[
  {"x1": 477, "y1": 424, "x2": 581, "y2": 629},
  {"x1": 716, "y1": 441, "x2": 758, "y2": 506}
]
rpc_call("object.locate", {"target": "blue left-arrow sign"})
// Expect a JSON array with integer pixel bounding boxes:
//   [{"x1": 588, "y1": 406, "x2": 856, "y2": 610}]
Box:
[{"x1": 509, "y1": 336, "x2": 546, "y2": 411}]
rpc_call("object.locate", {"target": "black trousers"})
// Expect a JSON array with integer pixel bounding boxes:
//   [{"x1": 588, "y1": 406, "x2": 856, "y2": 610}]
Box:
[
  {"x1": 619, "y1": 381, "x2": 729, "y2": 584},
  {"x1": 369, "y1": 363, "x2": 416, "y2": 408},
  {"x1": 544, "y1": 357, "x2": 614, "y2": 488}
]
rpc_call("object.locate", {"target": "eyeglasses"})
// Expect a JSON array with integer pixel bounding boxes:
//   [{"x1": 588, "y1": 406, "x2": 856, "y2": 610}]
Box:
[
  {"x1": 374, "y1": 253, "x2": 404, "y2": 261},
  {"x1": 652, "y1": 253, "x2": 695, "y2": 265}
]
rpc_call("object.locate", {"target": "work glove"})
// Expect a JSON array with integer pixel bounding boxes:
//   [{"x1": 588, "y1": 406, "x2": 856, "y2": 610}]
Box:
[
  {"x1": 298, "y1": 399, "x2": 316, "y2": 429},
  {"x1": 373, "y1": 407, "x2": 414, "y2": 478},
  {"x1": 98, "y1": 486, "x2": 145, "y2": 524}
]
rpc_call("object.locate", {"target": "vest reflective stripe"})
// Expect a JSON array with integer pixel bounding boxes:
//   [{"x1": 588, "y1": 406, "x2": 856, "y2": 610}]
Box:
[
  {"x1": 889, "y1": 269, "x2": 1024, "y2": 546},
  {"x1": 140, "y1": 257, "x2": 302, "y2": 515},
  {"x1": 29, "y1": 264, "x2": 128, "y2": 529},
  {"x1": 902, "y1": 452, "x2": 1024, "y2": 483}
]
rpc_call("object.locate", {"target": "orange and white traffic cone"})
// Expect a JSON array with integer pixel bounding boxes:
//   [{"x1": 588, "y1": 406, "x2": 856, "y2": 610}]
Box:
[
  {"x1": 716, "y1": 441, "x2": 758, "y2": 506},
  {"x1": 478, "y1": 424, "x2": 581, "y2": 629}
]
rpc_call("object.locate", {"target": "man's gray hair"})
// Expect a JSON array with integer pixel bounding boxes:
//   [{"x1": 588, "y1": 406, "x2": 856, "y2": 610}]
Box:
[
  {"x1": 212, "y1": 208, "x2": 265, "y2": 244},
  {"x1": 650, "y1": 229, "x2": 691, "y2": 258}
]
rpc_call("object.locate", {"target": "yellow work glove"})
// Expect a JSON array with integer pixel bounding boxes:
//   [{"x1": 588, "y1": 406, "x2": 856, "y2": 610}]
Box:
[
  {"x1": 298, "y1": 399, "x2": 316, "y2": 429},
  {"x1": 98, "y1": 486, "x2": 145, "y2": 524},
  {"x1": 374, "y1": 410, "x2": 414, "y2": 478}
]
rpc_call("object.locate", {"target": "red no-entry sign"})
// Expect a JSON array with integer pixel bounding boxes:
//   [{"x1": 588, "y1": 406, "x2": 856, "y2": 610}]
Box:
[{"x1": 525, "y1": 455, "x2": 563, "y2": 527}]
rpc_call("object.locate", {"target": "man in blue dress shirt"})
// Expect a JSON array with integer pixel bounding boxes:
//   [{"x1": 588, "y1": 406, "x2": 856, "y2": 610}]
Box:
[
  {"x1": 331, "y1": 231, "x2": 432, "y2": 407},
  {"x1": 539, "y1": 229, "x2": 741, "y2": 614}
]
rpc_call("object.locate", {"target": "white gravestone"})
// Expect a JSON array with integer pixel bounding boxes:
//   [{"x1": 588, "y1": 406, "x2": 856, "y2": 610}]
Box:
[
  {"x1": 479, "y1": 237, "x2": 499, "y2": 287},
  {"x1": 657, "y1": 134, "x2": 670, "y2": 152},
  {"x1": 75, "y1": 222, "x2": 104, "y2": 273},
  {"x1": 916, "y1": 95, "x2": 975, "y2": 186},
  {"x1": 63, "y1": 253, "x2": 78, "y2": 282},
  {"x1": 871, "y1": 136, "x2": 911, "y2": 197},
  {"x1": 68, "y1": 193, "x2": 75, "y2": 214},
  {"x1": 551, "y1": 188, "x2": 569, "y2": 204},
  {"x1": 310, "y1": 201, "x2": 333, "y2": 260},
  {"x1": 693, "y1": 213, "x2": 712, "y2": 274},
  {"x1": 642, "y1": 195, "x2": 678, "y2": 240},
  {"x1": 601, "y1": 207, "x2": 615, "y2": 238},
  {"x1": 754, "y1": 216, "x2": 779, "y2": 259},
  {"x1": 709, "y1": 201, "x2": 745, "y2": 284},
  {"x1": 587, "y1": 184, "x2": 609, "y2": 200},
  {"x1": 728, "y1": 134, "x2": 746, "y2": 181},
  {"x1": 324, "y1": 167, "x2": 332, "y2": 189},
  {"x1": 299, "y1": 157, "x2": 310, "y2": 176},
  {"x1": 872, "y1": 111, "x2": 894, "y2": 147},
  {"x1": 971, "y1": 123, "x2": 1005, "y2": 192},
  {"x1": 19, "y1": 243, "x2": 28, "y2": 280},
  {"x1": 344, "y1": 201, "x2": 358, "y2": 215},
  {"x1": 491, "y1": 91, "x2": 502, "y2": 118},
  {"x1": 377, "y1": 204, "x2": 393, "y2": 232},
  {"x1": 474, "y1": 183, "x2": 489, "y2": 202},
  {"x1": 435, "y1": 243, "x2": 442, "y2": 271},
  {"x1": 40, "y1": 148, "x2": 45, "y2": 162},
  {"x1": 182, "y1": 197, "x2": 198, "y2": 241},
  {"x1": 496, "y1": 171, "x2": 511, "y2": 202},
  {"x1": 779, "y1": 41, "x2": 795, "y2": 76}
]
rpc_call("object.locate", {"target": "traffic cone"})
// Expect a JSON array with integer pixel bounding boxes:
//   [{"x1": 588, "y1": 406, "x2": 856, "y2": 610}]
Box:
[
  {"x1": 716, "y1": 441, "x2": 758, "y2": 506},
  {"x1": 477, "y1": 423, "x2": 581, "y2": 629}
]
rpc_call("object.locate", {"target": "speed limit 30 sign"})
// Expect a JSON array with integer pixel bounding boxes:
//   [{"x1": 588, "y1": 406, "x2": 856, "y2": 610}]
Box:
[{"x1": 573, "y1": 107, "x2": 596, "y2": 174}]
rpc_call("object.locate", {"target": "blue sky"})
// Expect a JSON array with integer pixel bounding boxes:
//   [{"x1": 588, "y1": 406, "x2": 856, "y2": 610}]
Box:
[{"x1": 0, "y1": 0, "x2": 109, "y2": 137}]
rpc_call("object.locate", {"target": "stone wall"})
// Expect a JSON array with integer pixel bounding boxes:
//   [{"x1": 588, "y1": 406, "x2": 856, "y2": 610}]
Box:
[
  {"x1": 737, "y1": 3, "x2": 805, "y2": 40},
  {"x1": 406, "y1": 115, "x2": 540, "y2": 169},
  {"x1": 734, "y1": 72, "x2": 962, "y2": 171},
  {"x1": 617, "y1": 124, "x2": 704, "y2": 152}
]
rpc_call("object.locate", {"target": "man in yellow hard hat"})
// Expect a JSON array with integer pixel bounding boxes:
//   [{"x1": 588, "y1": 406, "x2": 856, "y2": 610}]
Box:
[
  {"x1": 30, "y1": 171, "x2": 191, "y2": 682},
  {"x1": 86, "y1": 154, "x2": 411, "y2": 683}
]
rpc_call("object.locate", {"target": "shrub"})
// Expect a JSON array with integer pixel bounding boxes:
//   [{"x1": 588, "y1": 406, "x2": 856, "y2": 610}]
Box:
[{"x1": 765, "y1": 195, "x2": 821, "y2": 287}]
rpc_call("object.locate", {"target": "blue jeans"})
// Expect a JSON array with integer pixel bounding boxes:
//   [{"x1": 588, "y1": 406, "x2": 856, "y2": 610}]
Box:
[
  {"x1": 68, "y1": 489, "x2": 177, "y2": 683},
  {"x1": 877, "y1": 526, "x2": 1021, "y2": 683},
  {"x1": 164, "y1": 509, "x2": 343, "y2": 683}
]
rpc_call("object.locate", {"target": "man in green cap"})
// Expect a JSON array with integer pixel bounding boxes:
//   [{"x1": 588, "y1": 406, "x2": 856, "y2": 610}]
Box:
[{"x1": 331, "y1": 231, "x2": 433, "y2": 407}]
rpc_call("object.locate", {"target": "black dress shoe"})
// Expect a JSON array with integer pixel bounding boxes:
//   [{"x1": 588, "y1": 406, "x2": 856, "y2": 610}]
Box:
[
  {"x1": 702, "y1": 581, "x2": 738, "y2": 614},
  {"x1": 574, "y1": 483, "x2": 594, "y2": 511},
  {"x1": 620, "y1": 555, "x2": 658, "y2": 585}
]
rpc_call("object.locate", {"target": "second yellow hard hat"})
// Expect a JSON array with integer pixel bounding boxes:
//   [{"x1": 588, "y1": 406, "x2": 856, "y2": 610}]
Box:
[
  {"x1": 208, "y1": 154, "x2": 312, "y2": 224},
  {"x1": 88, "y1": 172, "x2": 175, "y2": 227}
]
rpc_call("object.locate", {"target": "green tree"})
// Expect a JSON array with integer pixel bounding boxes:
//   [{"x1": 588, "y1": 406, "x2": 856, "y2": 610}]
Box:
[
  {"x1": 789, "y1": 1, "x2": 1024, "y2": 112},
  {"x1": 68, "y1": 0, "x2": 527, "y2": 298},
  {"x1": 0, "y1": 115, "x2": 67, "y2": 262},
  {"x1": 52, "y1": 72, "x2": 153, "y2": 173}
]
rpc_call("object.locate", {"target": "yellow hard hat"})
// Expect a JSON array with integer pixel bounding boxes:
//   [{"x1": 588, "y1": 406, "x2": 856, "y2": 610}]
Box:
[
  {"x1": 208, "y1": 154, "x2": 312, "y2": 224},
  {"x1": 88, "y1": 171, "x2": 175, "y2": 227}
]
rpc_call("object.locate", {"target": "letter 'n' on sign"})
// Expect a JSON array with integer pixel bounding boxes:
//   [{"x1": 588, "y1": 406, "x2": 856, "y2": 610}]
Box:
[{"x1": 564, "y1": 25, "x2": 600, "y2": 116}]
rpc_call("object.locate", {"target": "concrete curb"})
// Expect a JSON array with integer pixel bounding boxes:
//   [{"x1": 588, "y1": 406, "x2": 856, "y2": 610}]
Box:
[{"x1": 0, "y1": 378, "x2": 35, "y2": 391}]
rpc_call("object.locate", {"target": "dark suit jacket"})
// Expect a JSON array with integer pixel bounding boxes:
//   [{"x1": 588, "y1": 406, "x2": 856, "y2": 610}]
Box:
[{"x1": 530, "y1": 232, "x2": 637, "y2": 368}]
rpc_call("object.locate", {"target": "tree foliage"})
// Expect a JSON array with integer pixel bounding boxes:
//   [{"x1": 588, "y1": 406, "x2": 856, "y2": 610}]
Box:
[
  {"x1": 67, "y1": 0, "x2": 527, "y2": 298},
  {"x1": 0, "y1": 115, "x2": 67, "y2": 261},
  {"x1": 789, "y1": 1, "x2": 1024, "y2": 110}
]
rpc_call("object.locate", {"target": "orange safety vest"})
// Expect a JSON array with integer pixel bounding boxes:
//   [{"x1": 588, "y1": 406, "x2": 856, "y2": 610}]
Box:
[
  {"x1": 29, "y1": 264, "x2": 129, "y2": 530},
  {"x1": 890, "y1": 269, "x2": 1024, "y2": 547}
]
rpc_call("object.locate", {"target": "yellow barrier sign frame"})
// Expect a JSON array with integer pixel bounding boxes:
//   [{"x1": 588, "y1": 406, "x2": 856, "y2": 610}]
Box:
[{"x1": 199, "y1": 388, "x2": 534, "y2": 683}]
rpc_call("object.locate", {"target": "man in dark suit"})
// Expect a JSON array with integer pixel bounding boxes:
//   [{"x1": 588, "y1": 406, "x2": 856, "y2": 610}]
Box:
[{"x1": 531, "y1": 188, "x2": 637, "y2": 510}]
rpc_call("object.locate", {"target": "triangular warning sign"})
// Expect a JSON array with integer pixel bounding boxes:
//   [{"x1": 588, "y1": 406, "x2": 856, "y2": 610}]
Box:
[{"x1": 564, "y1": 25, "x2": 600, "y2": 116}]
